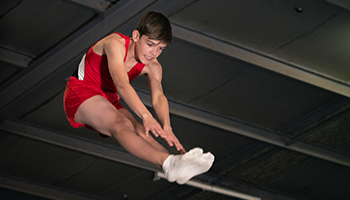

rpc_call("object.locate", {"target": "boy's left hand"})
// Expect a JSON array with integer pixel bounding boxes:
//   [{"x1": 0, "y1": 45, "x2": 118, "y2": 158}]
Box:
[{"x1": 160, "y1": 127, "x2": 186, "y2": 154}]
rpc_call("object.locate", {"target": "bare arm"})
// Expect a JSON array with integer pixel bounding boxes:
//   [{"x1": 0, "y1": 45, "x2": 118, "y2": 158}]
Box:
[
  {"x1": 146, "y1": 63, "x2": 186, "y2": 154},
  {"x1": 104, "y1": 36, "x2": 163, "y2": 137}
]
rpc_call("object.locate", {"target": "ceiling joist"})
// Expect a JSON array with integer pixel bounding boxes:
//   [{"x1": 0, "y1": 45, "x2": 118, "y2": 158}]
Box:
[
  {"x1": 0, "y1": 175, "x2": 105, "y2": 200},
  {"x1": 137, "y1": 91, "x2": 350, "y2": 168},
  {"x1": 0, "y1": 47, "x2": 32, "y2": 68},
  {"x1": 172, "y1": 24, "x2": 350, "y2": 98},
  {"x1": 0, "y1": 119, "x2": 299, "y2": 200},
  {"x1": 325, "y1": 0, "x2": 350, "y2": 11},
  {"x1": 65, "y1": 0, "x2": 115, "y2": 12}
]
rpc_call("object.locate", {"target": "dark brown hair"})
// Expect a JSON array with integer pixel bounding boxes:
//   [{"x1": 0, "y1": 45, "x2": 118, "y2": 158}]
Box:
[{"x1": 136, "y1": 11, "x2": 172, "y2": 44}]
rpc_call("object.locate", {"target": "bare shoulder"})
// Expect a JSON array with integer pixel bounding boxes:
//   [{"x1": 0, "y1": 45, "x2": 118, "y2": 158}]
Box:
[
  {"x1": 143, "y1": 59, "x2": 163, "y2": 80},
  {"x1": 94, "y1": 33, "x2": 125, "y2": 56},
  {"x1": 105, "y1": 33, "x2": 125, "y2": 46}
]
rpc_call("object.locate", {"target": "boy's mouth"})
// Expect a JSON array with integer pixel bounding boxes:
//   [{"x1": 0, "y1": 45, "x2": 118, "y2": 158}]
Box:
[{"x1": 145, "y1": 55, "x2": 153, "y2": 60}]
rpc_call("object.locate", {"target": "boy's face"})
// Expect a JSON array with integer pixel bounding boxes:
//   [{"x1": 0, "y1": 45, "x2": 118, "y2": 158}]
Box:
[{"x1": 133, "y1": 31, "x2": 167, "y2": 64}]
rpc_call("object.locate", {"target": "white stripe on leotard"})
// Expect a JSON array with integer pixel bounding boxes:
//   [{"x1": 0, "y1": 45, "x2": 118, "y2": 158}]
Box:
[{"x1": 78, "y1": 54, "x2": 86, "y2": 80}]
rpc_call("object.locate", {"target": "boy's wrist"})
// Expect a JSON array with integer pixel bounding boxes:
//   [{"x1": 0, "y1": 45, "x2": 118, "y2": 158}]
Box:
[
  {"x1": 163, "y1": 124, "x2": 172, "y2": 131},
  {"x1": 141, "y1": 112, "x2": 153, "y2": 120}
]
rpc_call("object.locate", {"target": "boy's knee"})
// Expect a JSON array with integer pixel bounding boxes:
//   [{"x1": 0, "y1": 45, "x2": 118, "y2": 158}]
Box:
[{"x1": 109, "y1": 115, "x2": 134, "y2": 135}]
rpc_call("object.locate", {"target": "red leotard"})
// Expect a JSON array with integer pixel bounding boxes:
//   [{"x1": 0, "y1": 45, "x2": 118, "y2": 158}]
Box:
[{"x1": 63, "y1": 33, "x2": 145, "y2": 129}]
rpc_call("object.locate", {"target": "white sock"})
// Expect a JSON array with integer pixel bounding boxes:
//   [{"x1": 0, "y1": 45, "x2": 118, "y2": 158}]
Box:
[
  {"x1": 162, "y1": 147, "x2": 215, "y2": 184},
  {"x1": 176, "y1": 151, "x2": 215, "y2": 184}
]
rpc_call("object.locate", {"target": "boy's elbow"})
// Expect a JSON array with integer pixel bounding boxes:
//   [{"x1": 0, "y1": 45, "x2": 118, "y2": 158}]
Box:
[
  {"x1": 116, "y1": 82, "x2": 130, "y2": 94},
  {"x1": 152, "y1": 93, "x2": 167, "y2": 106}
]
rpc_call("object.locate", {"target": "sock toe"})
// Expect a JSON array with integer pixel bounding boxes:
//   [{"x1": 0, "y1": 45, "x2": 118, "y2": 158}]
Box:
[
  {"x1": 176, "y1": 151, "x2": 215, "y2": 184},
  {"x1": 202, "y1": 152, "x2": 215, "y2": 162}
]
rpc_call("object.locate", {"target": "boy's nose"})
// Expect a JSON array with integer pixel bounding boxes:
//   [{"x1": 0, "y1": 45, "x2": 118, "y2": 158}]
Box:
[{"x1": 151, "y1": 48, "x2": 156, "y2": 56}]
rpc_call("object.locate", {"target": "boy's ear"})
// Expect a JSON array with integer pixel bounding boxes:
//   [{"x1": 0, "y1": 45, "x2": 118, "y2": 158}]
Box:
[{"x1": 132, "y1": 30, "x2": 140, "y2": 42}]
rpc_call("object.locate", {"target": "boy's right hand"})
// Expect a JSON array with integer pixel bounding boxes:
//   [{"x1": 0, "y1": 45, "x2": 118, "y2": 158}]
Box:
[{"x1": 142, "y1": 115, "x2": 164, "y2": 138}]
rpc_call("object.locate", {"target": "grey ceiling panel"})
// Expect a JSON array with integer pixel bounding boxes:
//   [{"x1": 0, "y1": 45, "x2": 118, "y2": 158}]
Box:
[
  {"x1": 0, "y1": 65, "x2": 20, "y2": 86},
  {"x1": 169, "y1": 114, "x2": 256, "y2": 159},
  {"x1": 0, "y1": 187, "x2": 49, "y2": 200},
  {"x1": 189, "y1": 58, "x2": 340, "y2": 130},
  {"x1": 301, "y1": 109, "x2": 350, "y2": 153},
  {"x1": 273, "y1": 12, "x2": 350, "y2": 85},
  {"x1": 168, "y1": 0, "x2": 350, "y2": 98},
  {"x1": 0, "y1": 0, "x2": 95, "y2": 66},
  {"x1": 264, "y1": 159, "x2": 350, "y2": 200},
  {"x1": 0, "y1": 133, "x2": 97, "y2": 185},
  {"x1": 0, "y1": 1, "x2": 22, "y2": 17},
  {"x1": 169, "y1": 0, "x2": 339, "y2": 53}
]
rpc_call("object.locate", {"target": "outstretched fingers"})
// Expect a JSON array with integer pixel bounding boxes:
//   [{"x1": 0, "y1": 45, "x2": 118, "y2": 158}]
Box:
[{"x1": 163, "y1": 135, "x2": 186, "y2": 154}]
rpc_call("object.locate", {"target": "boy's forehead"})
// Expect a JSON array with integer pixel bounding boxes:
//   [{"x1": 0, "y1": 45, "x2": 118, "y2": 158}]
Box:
[{"x1": 142, "y1": 35, "x2": 167, "y2": 46}]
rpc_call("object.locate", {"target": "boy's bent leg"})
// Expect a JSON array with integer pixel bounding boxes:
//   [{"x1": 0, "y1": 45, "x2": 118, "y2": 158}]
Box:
[
  {"x1": 118, "y1": 108, "x2": 168, "y2": 153},
  {"x1": 75, "y1": 95, "x2": 169, "y2": 167},
  {"x1": 75, "y1": 95, "x2": 214, "y2": 184}
]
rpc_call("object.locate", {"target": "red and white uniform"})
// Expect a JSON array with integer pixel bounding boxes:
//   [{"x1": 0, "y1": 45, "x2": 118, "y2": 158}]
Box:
[{"x1": 64, "y1": 33, "x2": 145, "y2": 129}]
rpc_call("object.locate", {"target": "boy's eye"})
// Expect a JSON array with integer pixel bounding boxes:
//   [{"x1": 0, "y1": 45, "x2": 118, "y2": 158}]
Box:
[{"x1": 147, "y1": 43, "x2": 153, "y2": 46}]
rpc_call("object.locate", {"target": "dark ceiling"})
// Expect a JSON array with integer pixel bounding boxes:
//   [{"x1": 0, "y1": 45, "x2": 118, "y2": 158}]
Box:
[{"x1": 1, "y1": 0, "x2": 350, "y2": 199}]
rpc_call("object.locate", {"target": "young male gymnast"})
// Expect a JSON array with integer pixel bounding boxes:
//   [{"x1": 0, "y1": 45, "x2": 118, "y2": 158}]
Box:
[{"x1": 63, "y1": 11, "x2": 214, "y2": 184}]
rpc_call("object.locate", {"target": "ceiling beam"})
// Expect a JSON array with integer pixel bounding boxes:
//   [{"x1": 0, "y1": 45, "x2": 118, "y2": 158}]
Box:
[
  {"x1": 155, "y1": 172, "x2": 261, "y2": 200},
  {"x1": 0, "y1": 47, "x2": 32, "y2": 68},
  {"x1": 0, "y1": 175, "x2": 107, "y2": 200},
  {"x1": 171, "y1": 23, "x2": 350, "y2": 98},
  {"x1": 137, "y1": 91, "x2": 350, "y2": 168},
  {"x1": 0, "y1": 119, "x2": 158, "y2": 172},
  {"x1": 0, "y1": 119, "x2": 300, "y2": 200},
  {"x1": 65, "y1": 0, "x2": 114, "y2": 12},
  {"x1": 325, "y1": 0, "x2": 350, "y2": 11}
]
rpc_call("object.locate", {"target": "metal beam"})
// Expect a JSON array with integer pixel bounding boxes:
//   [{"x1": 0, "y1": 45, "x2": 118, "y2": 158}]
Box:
[
  {"x1": 0, "y1": 46, "x2": 33, "y2": 68},
  {"x1": 68, "y1": 0, "x2": 114, "y2": 12},
  {"x1": 171, "y1": 23, "x2": 350, "y2": 98},
  {"x1": 0, "y1": 175, "x2": 107, "y2": 200},
  {"x1": 155, "y1": 172, "x2": 261, "y2": 200},
  {"x1": 0, "y1": 119, "x2": 158, "y2": 172},
  {"x1": 70, "y1": 0, "x2": 111, "y2": 12},
  {"x1": 0, "y1": 119, "x2": 300, "y2": 200},
  {"x1": 325, "y1": 0, "x2": 350, "y2": 11},
  {"x1": 137, "y1": 91, "x2": 350, "y2": 167}
]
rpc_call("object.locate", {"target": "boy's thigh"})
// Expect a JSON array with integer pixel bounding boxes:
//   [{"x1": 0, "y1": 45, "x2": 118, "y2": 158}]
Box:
[{"x1": 75, "y1": 95, "x2": 127, "y2": 135}]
